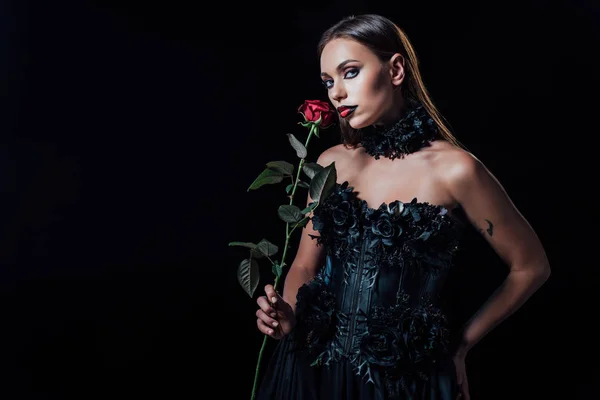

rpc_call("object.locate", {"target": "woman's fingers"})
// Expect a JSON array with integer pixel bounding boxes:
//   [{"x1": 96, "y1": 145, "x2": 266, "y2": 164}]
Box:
[
  {"x1": 264, "y1": 284, "x2": 282, "y2": 306},
  {"x1": 256, "y1": 284, "x2": 291, "y2": 339},
  {"x1": 256, "y1": 296, "x2": 275, "y2": 315},
  {"x1": 256, "y1": 318, "x2": 277, "y2": 337},
  {"x1": 256, "y1": 308, "x2": 279, "y2": 329}
]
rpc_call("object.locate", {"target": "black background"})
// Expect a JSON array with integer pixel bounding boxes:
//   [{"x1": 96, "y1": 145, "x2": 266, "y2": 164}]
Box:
[{"x1": 1, "y1": 0, "x2": 598, "y2": 398}]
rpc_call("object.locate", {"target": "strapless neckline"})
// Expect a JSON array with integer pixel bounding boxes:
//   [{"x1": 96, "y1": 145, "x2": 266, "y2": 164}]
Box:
[{"x1": 334, "y1": 180, "x2": 463, "y2": 223}]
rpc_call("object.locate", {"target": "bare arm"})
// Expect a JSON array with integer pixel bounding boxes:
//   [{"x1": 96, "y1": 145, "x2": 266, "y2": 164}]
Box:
[
  {"x1": 256, "y1": 148, "x2": 335, "y2": 338},
  {"x1": 281, "y1": 149, "x2": 337, "y2": 312},
  {"x1": 281, "y1": 190, "x2": 326, "y2": 314},
  {"x1": 443, "y1": 151, "x2": 551, "y2": 356}
]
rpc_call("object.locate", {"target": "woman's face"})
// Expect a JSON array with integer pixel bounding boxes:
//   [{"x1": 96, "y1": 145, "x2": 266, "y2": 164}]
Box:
[{"x1": 320, "y1": 38, "x2": 404, "y2": 129}]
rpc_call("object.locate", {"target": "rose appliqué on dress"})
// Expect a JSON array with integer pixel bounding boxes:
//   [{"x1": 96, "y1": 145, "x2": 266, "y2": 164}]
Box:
[
  {"x1": 360, "y1": 325, "x2": 406, "y2": 367},
  {"x1": 309, "y1": 181, "x2": 362, "y2": 256},
  {"x1": 292, "y1": 272, "x2": 337, "y2": 356}
]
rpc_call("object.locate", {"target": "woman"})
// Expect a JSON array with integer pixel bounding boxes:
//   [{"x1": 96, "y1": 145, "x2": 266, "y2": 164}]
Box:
[{"x1": 254, "y1": 14, "x2": 550, "y2": 400}]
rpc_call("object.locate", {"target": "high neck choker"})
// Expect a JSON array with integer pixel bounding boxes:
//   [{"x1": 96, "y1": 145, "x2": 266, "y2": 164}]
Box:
[{"x1": 360, "y1": 103, "x2": 440, "y2": 160}]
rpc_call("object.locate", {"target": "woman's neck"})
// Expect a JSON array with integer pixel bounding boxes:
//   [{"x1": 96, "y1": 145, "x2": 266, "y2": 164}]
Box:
[
  {"x1": 373, "y1": 92, "x2": 407, "y2": 128},
  {"x1": 359, "y1": 102, "x2": 440, "y2": 160}
]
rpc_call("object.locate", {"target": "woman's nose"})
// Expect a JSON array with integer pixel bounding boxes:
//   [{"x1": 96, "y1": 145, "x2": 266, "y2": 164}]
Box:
[{"x1": 330, "y1": 82, "x2": 347, "y2": 102}]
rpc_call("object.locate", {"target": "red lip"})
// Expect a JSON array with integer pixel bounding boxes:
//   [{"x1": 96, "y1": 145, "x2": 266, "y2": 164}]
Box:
[{"x1": 337, "y1": 105, "x2": 357, "y2": 118}]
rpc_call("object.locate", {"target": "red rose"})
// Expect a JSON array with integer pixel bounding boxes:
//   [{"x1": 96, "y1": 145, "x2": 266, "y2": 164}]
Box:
[{"x1": 298, "y1": 100, "x2": 336, "y2": 128}]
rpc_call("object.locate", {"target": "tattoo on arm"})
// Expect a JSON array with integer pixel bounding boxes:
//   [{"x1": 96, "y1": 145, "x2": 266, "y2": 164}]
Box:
[{"x1": 478, "y1": 219, "x2": 494, "y2": 236}]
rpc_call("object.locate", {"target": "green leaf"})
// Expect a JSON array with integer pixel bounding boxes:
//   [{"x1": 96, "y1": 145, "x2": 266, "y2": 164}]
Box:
[
  {"x1": 301, "y1": 202, "x2": 318, "y2": 215},
  {"x1": 247, "y1": 168, "x2": 284, "y2": 191},
  {"x1": 278, "y1": 204, "x2": 303, "y2": 223},
  {"x1": 266, "y1": 160, "x2": 294, "y2": 175},
  {"x1": 309, "y1": 161, "x2": 337, "y2": 206},
  {"x1": 292, "y1": 218, "x2": 309, "y2": 229},
  {"x1": 272, "y1": 261, "x2": 283, "y2": 278},
  {"x1": 228, "y1": 241, "x2": 257, "y2": 249},
  {"x1": 285, "y1": 184, "x2": 293, "y2": 194},
  {"x1": 287, "y1": 133, "x2": 307, "y2": 159},
  {"x1": 228, "y1": 242, "x2": 266, "y2": 259},
  {"x1": 297, "y1": 180, "x2": 309, "y2": 189},
  {"x1": 256, "y1": 238, "x2": 279, "y2": 257},
  {"x1": 250, "y1": 248, "x2": 266, "y2": 259},
  {"x1": 237, "y1": 257, "x2": 260, "y2": 298},
  {"x1": 302, "y1": 162, "x2": 323, "y2": 180}
]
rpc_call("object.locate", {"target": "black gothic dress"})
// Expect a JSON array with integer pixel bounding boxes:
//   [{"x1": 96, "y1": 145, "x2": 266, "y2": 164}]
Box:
[{"x1": 256, "y1": 178, "x2": 467, "y2": 400}]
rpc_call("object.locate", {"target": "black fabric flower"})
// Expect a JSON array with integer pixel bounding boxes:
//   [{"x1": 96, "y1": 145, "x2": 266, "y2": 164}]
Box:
[
  {"x1": 364, "y1": 208, "x2": 404, "y2": 246},
  {"x1": 360, "y1": 197, "x2": 463, "y2": 272},
  {"x1": 366, "y1": 293, "x2": 450, "y2": 369},
  {"x1": 309, "y1": 181, "x2": 362, "y2": 252},
  {"x1": 402, "y1": 305, "x2": 450, "y2": 365},
  {"x1": 293, "y1": 274, "x2": 337, "y2": 354},
  {"x1": 332, "y1": 200, "x2": 359, "y2": 236},
  {"x1": 360, "y1": 326, "x2": 406, "y2": 367}
]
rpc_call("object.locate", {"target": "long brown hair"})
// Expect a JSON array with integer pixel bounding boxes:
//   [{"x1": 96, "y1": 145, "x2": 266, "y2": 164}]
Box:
[{"x1": 318, "y1": 14, "x2": 465, "y2": 150}]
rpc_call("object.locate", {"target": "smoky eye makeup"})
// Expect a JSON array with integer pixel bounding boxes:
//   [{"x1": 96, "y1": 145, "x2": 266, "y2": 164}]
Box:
[
  {"x1": 344, "y1": 67, "x2": 359, "y2": 78},
  {"x1": 322, "y1": 79, "x2": 333, "y2": 89},
  {"x1": 321, "y1": 68, "x2": 360, "y2": 89},
  {"x1": 320, "y1": 65, "x2": 361, "y2": 89}
]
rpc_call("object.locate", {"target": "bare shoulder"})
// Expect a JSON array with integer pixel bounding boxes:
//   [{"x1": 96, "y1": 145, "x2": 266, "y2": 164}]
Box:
[
  {"x1": 427, "y1": 140, "x2": 497, "y2": 206},
  {"x1": 315, "y1": 143, "x2": 355, "y2": 167},
  {"x1": 427, "y1": 141, "x2": 550, "y2": 277},
  {"x1": 427, "y1": 140, "x2": 482, "y2": 182}
]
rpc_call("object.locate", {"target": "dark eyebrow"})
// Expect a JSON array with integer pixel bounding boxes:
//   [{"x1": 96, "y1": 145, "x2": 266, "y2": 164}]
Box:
[{"x1": 320, "y1": 59, "x2": 360, "y2": 77}]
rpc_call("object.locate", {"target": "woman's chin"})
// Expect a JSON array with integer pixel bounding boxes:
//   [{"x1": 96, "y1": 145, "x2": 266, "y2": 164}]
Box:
[{"x1": 348, "y1": 116, "x2": 370, "y2": 129}]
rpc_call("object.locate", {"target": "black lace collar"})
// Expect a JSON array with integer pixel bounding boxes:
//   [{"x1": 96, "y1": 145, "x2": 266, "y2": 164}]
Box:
[{"x1": 360, "y1": 103, "x2": 440, "y2": 160}]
